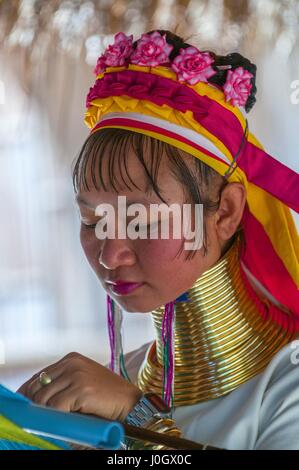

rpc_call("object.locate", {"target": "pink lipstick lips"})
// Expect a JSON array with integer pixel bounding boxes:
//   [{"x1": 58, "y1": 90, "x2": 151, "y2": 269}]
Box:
[{"x1": 107, "y1": 281, "x2": 144, "y2": 296}]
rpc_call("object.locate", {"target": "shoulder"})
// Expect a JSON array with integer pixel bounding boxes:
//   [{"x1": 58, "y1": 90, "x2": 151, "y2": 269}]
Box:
[
  {"x1": 255, "y1": 339, "x2": 299, "y2": 449},
  {"x1": 259, "y1": 338, "x2": 299, "y2": 392}
]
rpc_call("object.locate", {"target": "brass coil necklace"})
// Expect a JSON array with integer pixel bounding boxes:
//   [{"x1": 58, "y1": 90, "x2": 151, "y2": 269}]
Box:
[{"x1": 137, "y1": 238, "x2": 296, "y2": 406}]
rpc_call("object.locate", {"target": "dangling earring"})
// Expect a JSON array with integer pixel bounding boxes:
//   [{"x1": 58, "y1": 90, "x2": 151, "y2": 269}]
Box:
[
  {"x1": 161, "y1": 291, "x2": 190, "y2": 414},
  {"x1": 107, "y1": 294, "x2": 131, "y2": 382},
  {"x1": 107, "y1": 290, "x2": 190, "y2": 407},
  {"x1": 161, "y1": 300, "x2": 176, "y2": 413}
]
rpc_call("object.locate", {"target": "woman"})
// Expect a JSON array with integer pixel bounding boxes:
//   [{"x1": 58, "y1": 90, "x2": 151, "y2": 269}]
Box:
[{"x1": 18, "y1": 29, "x2": 299, "y2": 450}]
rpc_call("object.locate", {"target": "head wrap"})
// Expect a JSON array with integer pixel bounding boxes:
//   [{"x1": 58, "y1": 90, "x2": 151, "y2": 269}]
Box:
[{"x1": 82, "y1": 30, "x2": 299, "y2": 407}]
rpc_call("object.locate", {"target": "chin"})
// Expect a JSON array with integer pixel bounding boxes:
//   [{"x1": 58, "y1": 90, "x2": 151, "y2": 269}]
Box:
[
  {"x1": 113, "y1": 296, "x2": 163, "y2": 314},
  {"x1": 116, "y1": 299, "x2": 151, "y2": 313}
]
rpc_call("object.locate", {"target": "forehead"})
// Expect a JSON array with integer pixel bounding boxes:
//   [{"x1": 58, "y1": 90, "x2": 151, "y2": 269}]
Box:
[
  {"x1": 76, "y1": 133, "x2": 186, "y2": 203},
  {"x1": 82, "y1": 134, "x2": 152, "y2": 190}
]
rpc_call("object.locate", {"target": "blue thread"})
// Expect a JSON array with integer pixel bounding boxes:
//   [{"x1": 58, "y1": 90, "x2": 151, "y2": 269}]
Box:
[{"x1": 175, "y1": 291, "x2": 190, "y2": 302}]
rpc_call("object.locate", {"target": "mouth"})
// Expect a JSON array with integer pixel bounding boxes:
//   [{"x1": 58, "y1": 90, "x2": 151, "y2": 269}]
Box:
[{"x1": 106, "y1": 281, "x2": 144, "y2": 296}]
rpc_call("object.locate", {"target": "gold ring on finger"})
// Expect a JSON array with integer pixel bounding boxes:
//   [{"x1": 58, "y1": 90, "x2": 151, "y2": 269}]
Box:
[{"x1": 39, "y1": 371, "x2": 52, "y2": 386}]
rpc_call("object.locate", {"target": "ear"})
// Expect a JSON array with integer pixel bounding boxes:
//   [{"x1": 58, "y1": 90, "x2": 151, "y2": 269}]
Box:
[{"x1": 214, "y1": 182, "x2": 246, "y2": 242}]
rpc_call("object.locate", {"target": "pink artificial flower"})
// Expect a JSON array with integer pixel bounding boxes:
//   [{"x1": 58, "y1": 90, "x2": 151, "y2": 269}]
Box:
[
  {"x1": 93, "y1": 32, "x2": 134, "y2": 75},
  {"x1": 171, "y1": 47, "x2": 216, "y2": 85},
  {"x1": 223, "y1": 66, "x2": 253, "y2": 107},
  {"x1": 130, "y1": 31, "x2": 173, "y2": 67}
]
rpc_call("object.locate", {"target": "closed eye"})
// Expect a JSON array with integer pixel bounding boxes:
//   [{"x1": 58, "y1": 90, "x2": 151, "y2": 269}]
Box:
[{"x1": 81, "y1": 222, "x2": 97, "y2": 229}]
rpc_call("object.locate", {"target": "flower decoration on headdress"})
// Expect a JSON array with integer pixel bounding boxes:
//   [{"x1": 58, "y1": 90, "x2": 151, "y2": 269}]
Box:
[
  {"x1": 171, "y1": 46, "x2": 216, "y2": 85},
  {"x1": 93, "y1": 32, "x2": 134, "y2": 75},
  {"x1": 90, "y1": 31, "x2": 256, "y2": 111},
  {"x1": 130, "y1": 31, "x2": 173, "y2": 66},
  {"x1": 223, "y1": 66, "x2": 254, "y2": 107}
]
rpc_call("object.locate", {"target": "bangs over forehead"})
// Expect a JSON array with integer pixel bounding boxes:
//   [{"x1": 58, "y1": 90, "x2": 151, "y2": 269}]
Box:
[
  {"x1": 72, "y1": 129, "x2": 173, "y2": 204},
  {"x1": 72, "y1": 128, "x2": 232, "y2": 259}
]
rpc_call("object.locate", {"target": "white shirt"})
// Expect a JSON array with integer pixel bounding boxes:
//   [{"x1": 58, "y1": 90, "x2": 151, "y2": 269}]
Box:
[{"x1": 123, "y1": 340, "x2": 299, "y2": 450}]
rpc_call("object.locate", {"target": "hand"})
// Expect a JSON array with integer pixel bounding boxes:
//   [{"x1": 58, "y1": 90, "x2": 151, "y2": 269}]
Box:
[{"x1": 17, "y1": 352, "x2": 143, "y2": 422}]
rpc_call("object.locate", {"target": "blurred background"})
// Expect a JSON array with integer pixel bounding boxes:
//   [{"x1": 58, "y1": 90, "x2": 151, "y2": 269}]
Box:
[{"x1": 0, "y1": 0, "x2": 298, "y2": 390}]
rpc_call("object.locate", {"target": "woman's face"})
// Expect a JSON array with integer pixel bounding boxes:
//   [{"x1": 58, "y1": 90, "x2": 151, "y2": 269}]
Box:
[{"x1": 76, "y1": 144, "x2": 222, "y2": 313}]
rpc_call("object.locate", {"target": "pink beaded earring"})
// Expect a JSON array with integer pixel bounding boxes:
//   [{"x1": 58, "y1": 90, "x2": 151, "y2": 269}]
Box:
[{"x1": 106, "y1": 291, "x2": 189, "y2": 413}]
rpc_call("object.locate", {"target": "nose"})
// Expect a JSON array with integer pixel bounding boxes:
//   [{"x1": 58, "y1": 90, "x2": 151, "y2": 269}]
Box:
[{"x1": 98, "y1": 237, "x2": 137, "y2": 270}]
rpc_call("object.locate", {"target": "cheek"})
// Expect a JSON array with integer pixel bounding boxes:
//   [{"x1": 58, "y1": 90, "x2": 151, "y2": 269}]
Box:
[
  {"x1": 140, "y1": 237, "x2": 182, "y2": 262},
  {"x1": 139, "y1": 238, "x2": 206, "y2": 292},
  {"x1": 139, "y1": 238, "x2": 189, "y2": 277}
]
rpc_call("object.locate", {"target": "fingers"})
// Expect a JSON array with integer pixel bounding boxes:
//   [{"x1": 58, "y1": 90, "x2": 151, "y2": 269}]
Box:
[
  {"x1": 17, "y1": 373, "x2": 39, "y2": 396},
  {"x1": 25, "y1": 364, "x2": 66, "y2": 399},
  {"x1": 17, "y1": 361, "x2": 68, "y2": 398},
  {"x1": 16, "y1": 352, "x2": 93, "y2": 414},
  {"x1": 39, "y1": 386, "x2": 77, "y2": 412},
  {"x1": 16, "y1": 352, "x2": 81, "y2": 397},
  {"x1": 32, "y1": 376, "x2": 71, "y2": 407}
]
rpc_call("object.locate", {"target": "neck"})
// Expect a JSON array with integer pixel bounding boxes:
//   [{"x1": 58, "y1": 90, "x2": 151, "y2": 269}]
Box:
[{"x1": 137, "y1": 237, "x2": 296, "y2": 405}]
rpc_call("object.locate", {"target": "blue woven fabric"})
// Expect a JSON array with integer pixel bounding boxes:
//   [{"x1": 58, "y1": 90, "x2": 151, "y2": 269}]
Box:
[{"x1": 0, "y1": 438, "x2": 71, "y2": 450}]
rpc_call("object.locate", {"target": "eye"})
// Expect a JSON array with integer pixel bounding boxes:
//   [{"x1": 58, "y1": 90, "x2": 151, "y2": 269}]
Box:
[{"x1": 81, "y1": 222, "x2": 97, "y2": 229}]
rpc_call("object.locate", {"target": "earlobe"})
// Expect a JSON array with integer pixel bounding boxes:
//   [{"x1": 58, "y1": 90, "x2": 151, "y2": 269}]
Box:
[{"x1": 215, "y1": 183, "x2": 246, "y2": 241}]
